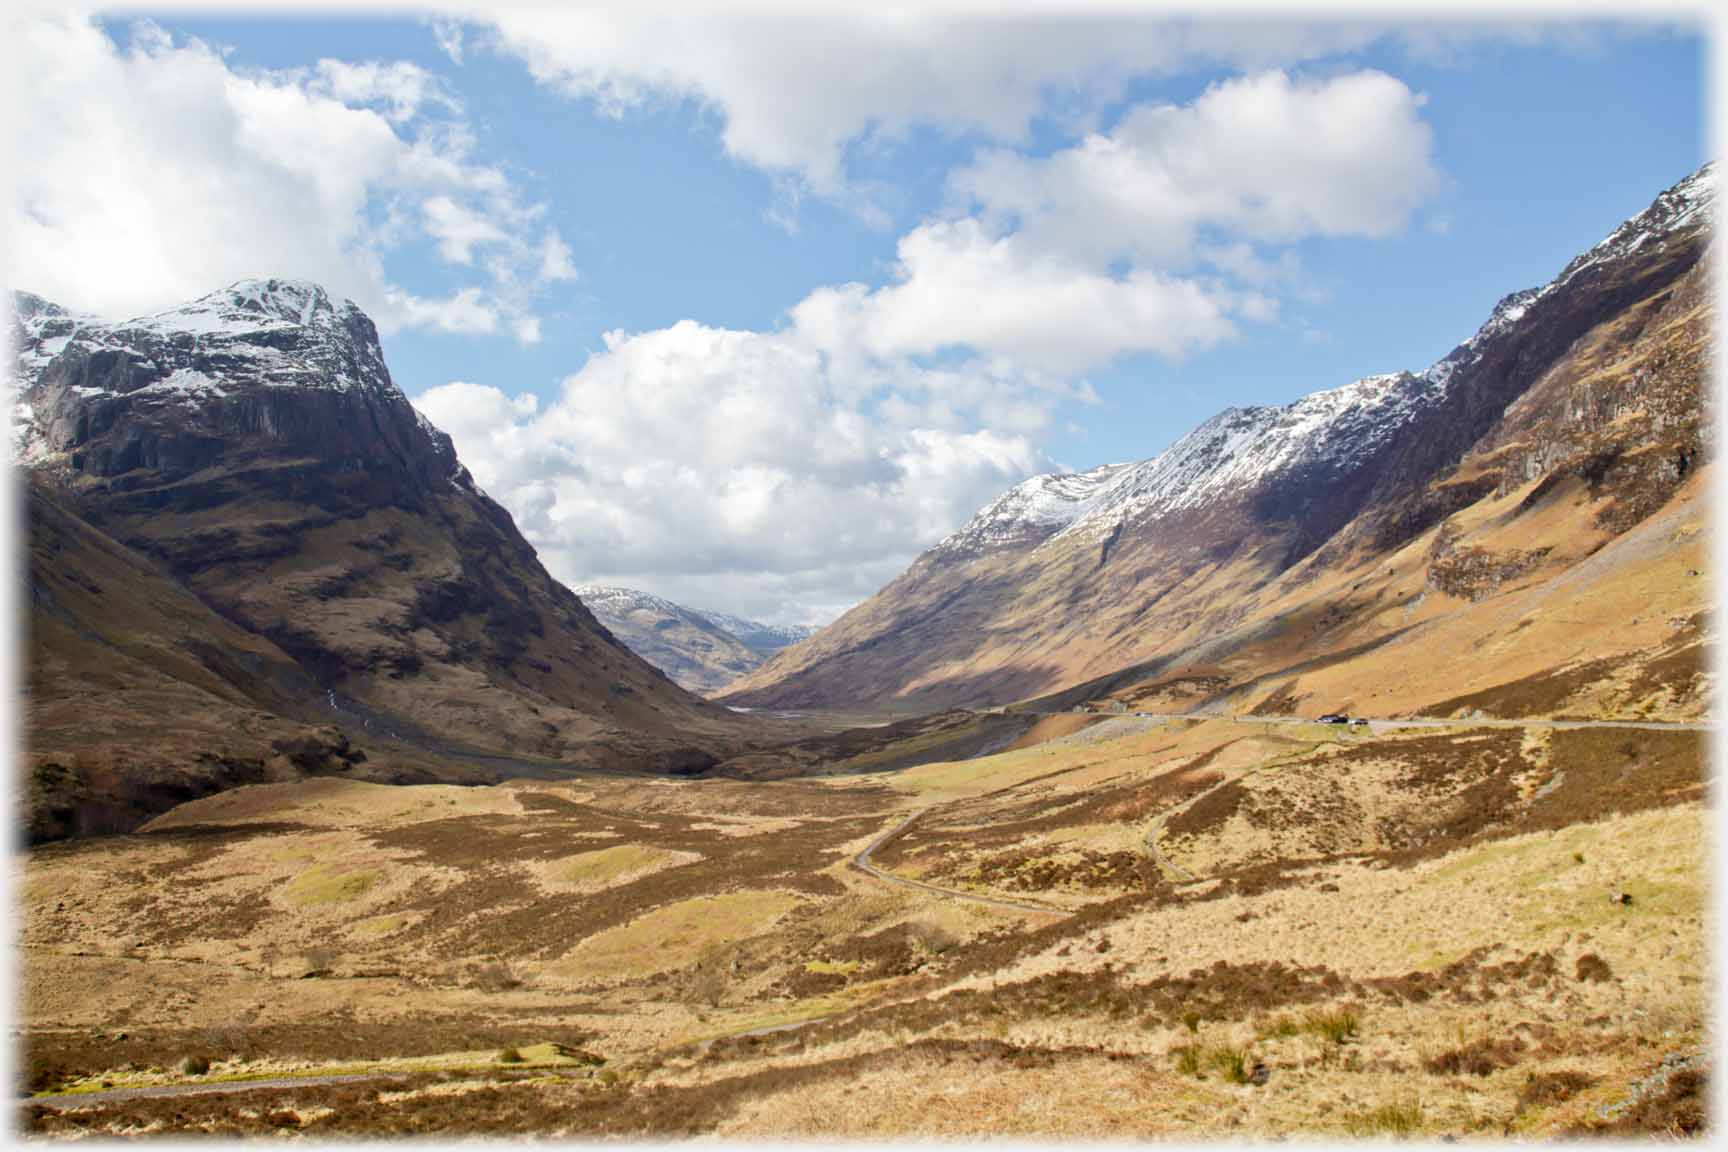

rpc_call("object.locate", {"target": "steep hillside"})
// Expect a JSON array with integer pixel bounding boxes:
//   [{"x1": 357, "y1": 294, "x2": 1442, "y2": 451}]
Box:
[
  {"x1": 575, "y1": 585, "x2": 816, "y2": 695},
  {"x1": 727, "y1": 165, "x2": 1714, "y2": 716},
  {"x1": 13, "y1": 280, "x2": 764, "y2": 837}
]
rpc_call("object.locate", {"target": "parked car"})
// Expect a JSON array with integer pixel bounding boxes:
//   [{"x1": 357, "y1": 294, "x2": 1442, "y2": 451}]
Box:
[
  {"x1": 1349, "y1": 717, "x2": 1370, "y2": 728},
  {"x1": 1317, "y1": 713, "x2": 1348, "y2": 724}
]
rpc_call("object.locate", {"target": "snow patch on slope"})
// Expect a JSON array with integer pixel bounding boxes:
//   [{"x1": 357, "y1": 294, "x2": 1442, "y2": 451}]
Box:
[
  {"x1": 9, "y1": 278, "x2": 405, "y2": 465},
  {"x1": 576, "y1": 585, "x2": 816, "y2": 651},
  {"x1": 931, "y1": 462, "x2": 1135, "y2": 559},
  {"x1": 964, "y1": 163, "x2": 1719, "y2": 553}
]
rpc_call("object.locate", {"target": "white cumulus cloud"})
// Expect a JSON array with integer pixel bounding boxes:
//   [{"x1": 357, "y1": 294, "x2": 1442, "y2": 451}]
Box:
[
  {"x1": 470, "y1": 10, "x2": 1395, "y2": 198},
  {"x1": 413, "y1": 322, "x2": 1060, "y2": 625},
  {"x1": 790, "y1": 70, "x2": 1436, "y2": 375},
  {"x1": 9, "y1": 15, "x2": 566, "y2": 339},
  {"x1": 952, "y1": 70, "x2": 1441, "y2": 267},
  {"x1": 411, "y1": 63, "x2": 1445, "y2": 621}
]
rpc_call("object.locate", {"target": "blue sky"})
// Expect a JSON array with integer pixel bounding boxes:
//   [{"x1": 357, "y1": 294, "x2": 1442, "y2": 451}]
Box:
[
  {"x1": 15, "y1": 13, "x2": 1710, "y2": 622},
  {"x1": 135, "y1": 15, "x2": 1706, "y2": 466}
]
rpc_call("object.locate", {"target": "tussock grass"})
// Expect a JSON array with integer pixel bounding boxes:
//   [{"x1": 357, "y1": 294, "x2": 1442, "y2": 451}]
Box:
[
  {"x1": 1257, "y1": 1014, "x2": 1302, "y2": 1039},
  {"x1": 1208, "y1": 1043, "x2": 1254, "y2": 1084},
  {"x1": 1349, "y1": 1096, "x2": 1423, "y2": 1137},
  {"x1": 1171, "y1": 1039, "x2": 1257, "y2": 1085},
  {"x1": 1173, "y1": 1045, "x2": 1204, "y2": 1078},
  {"x1": 1257, "y1": 1005, "x2": 1357, "y2": 1045},
  {"x1": 1305, "y1": 1006, "x2": 1360, "y2": 1045}
]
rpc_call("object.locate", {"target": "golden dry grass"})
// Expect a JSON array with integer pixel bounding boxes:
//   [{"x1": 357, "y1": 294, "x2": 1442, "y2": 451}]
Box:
[
  {"x1": 18, "y1": 709, "x2": 1708, "y2": 1140},
  {"x1": 553, "y1": 890, "x2": 804, "y2": 982},
  {"x1": 536, "y1": 843, "x2": 701, "y2": 894}
]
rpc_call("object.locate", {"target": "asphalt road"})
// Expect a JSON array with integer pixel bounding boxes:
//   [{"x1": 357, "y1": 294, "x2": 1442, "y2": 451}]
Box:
[
  {"x1": 1236, "y1": 713, "x2": 1714, "y2": 734},
  {"x1": 1017, "y1": 709, "x2": 1713, "y2": 733}
]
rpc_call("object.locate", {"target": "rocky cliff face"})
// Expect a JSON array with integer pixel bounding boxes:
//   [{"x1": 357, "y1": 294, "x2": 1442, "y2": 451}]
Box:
[
  {"x1": 14, "y1": 279, "x2": 761, "y2": 838},
  {"x1": 727, "y1": 165, "x2": 1714, "y2": 715}
]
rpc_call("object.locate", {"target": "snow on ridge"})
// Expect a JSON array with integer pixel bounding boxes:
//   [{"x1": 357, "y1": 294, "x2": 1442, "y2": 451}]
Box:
[
  {"x1": 694, "y1": 609, "x2": 818, "y2": 648},
  {"x1": 577, "y1": 584, "x2": 816, "y2": 646},
  {"x1": 1043, "y1": 368, "x2": 1440, "y2": 546},
  {"x1": 932, "y1": 461, "x2": 1135, "y2": 558},
  {"x1": 1029, "y1": 164, "x2": 1718, "y2": 549},
  {"x1": 120, "y1": 278, "x2": 351, "y2": 339},
  {"x1": 1559, "y1": 161, "x2": 1716, "y2": 285},
  {"x1": 1436, "y1": 162, "x2": 1716, "y2": 385},
  {"x1": 9, "y1": 278, "x2": 398, "y2": 419},
  {"x1": 576, "y1": 584, "x2": 688, "y2": 618}
]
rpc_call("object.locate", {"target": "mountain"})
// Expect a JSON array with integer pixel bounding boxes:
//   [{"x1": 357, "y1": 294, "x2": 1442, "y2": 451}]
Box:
[
  {"x1": 690, "y1": 610, "x2": 819, "y2": 658},
  {"x1": 13, "y1": 278, "x2": 762, "y2": 839},
  {"x1": 726, "y1": 164, "x2": 1715, "y2": 718},
  {"x1": 574, "y1": 585, "x2": 817, "y2": 695}
]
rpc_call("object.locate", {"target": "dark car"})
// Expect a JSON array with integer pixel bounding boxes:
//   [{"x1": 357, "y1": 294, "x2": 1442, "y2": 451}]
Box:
[
  {"x1": 1349, "y1": 717, "x2": 1370, "y2": 728},
  {"x1": 1317, "y1": 713, "x2": 1348, "y2": 724}
]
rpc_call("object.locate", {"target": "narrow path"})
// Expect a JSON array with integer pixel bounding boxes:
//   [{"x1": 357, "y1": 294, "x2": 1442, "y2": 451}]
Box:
[
  {"x1": 1141, "y1": 806, "x2": 1197, "y2": 885},
  {"x1": 850, "y1": 810, "x2": 1068, "y2": 918}
]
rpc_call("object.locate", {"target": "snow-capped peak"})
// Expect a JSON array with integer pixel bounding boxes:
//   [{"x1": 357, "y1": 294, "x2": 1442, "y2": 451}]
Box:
[
  {"x1": 121, "y1": 278, "x2": 355, "y2": 339},
  {"x1": 10, "y1": 278, "x2": 394, "y2": 401},
  {"x1": 576, "y1": 584, "x2": 687, "y2": 618},
  {"x1": 9, "y1": 279, "x2": 406, "y2": 468}
]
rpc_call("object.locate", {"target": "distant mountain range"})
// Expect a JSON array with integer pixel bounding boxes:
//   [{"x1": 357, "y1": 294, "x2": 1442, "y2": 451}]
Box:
[
  {"x1": 727, "y1": 164, "x2": 1714, "y2": 720},
  {"x1": 12, "y1": 278, "x2": 767, "y2": 840},
  {"x1": 574, "y1": 585, "x2": 817, "y2": 694}
]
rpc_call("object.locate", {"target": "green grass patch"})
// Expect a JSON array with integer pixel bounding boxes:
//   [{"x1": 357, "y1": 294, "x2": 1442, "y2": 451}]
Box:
[
  {"x1": 563, "y1": 889, "x2": 801, "y2": 979},
  {"x1": 803, "y1": 959, "x2": 861, "y2": 975},
  {"x1": 351, "y1": 913, "x2": 412, "y2": 937},
  {"x1": 283, "y1": 864, "x2": 378, "y2": 907},
  {"x1": 555, "y1": 843, "x2": 696, "y2": 890}
]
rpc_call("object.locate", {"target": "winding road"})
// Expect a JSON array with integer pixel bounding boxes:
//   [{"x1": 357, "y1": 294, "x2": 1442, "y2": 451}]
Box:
[{"x1": 849, "y1": 809, "x2": 1070, "y2": 917}]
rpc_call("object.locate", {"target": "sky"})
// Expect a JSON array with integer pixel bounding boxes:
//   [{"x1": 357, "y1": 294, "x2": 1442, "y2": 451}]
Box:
[{"x1": 5, "y1": 9, "x2": 1710, "y2": 625}]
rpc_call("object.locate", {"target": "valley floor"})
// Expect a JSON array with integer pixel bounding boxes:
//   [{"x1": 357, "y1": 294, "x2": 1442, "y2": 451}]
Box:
[{"x1": 17, "y1": 715, "x2": 1708, "y2": 1139}]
